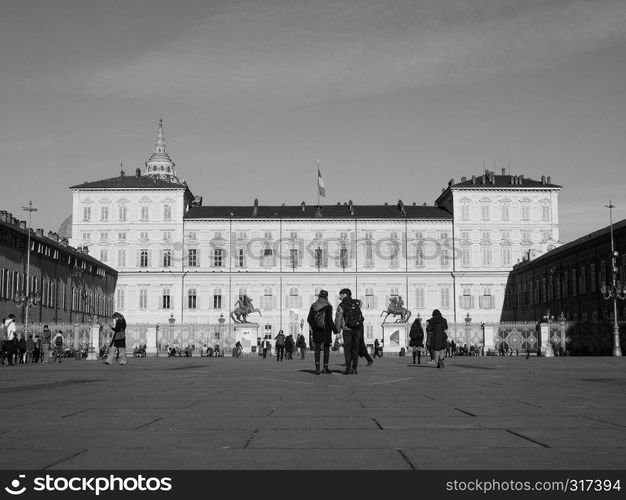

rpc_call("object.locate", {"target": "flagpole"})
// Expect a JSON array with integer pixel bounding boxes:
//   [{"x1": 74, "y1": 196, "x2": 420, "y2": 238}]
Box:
[{"x1": 317, "y1": 160, "x2": 320, "y2": 208}]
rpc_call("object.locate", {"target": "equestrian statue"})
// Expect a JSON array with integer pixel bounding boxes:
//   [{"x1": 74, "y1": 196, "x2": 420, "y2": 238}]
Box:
[
  {"x1": 230, "y1": 294, "x2": 262, "y2": 324},
  {"x1": 380, "y1": 296, "x2": 411, "y2": 323}
]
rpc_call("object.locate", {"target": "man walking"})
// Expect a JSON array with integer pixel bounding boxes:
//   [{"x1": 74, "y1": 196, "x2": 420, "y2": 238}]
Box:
[
  {"x1": 335, "y1": 288, "x2": 364, "y2": 375},
  {"x1": 3, "y1": 314, "x2": 17, "y2": 366},
  {"x1": 307, "y1": 289, "x2": 338, "y2": 374},
  {"x1": 104, "y1": 312, "x2": 127, "y2": 365},
  {"x1": 41, "y1": 324, "x2": 52, "y2": 363}
]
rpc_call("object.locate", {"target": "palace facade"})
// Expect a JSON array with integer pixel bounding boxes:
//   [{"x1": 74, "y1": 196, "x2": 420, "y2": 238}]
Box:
[{"x1": 68, "y1": 121, "x2": 562, "y2": 343}]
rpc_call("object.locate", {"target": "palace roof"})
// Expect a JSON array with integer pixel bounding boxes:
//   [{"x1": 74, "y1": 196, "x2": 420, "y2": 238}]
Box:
[
  {"x1": 70, "y1": 174, "x2": 189, "y2": 190},
  {"x1": 185, "y1": 203, "x2": 451, "y2": 220}
]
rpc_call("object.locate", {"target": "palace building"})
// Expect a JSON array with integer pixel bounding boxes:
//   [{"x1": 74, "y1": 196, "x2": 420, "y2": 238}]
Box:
[{"x1": 67, "y1": 121, "x2": 562, "y2": 344}]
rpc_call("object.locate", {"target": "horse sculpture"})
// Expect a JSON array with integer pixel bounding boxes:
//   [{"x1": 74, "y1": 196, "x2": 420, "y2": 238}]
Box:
[
  {"x1": 230, "y1": 294, "x2": 262, "y2": 323},
  {"x1": 380, "y1": 296, "x2": 411, "y2": 323}
]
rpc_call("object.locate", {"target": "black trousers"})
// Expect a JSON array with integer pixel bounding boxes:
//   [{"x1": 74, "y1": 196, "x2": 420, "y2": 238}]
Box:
[
  {"x1": 275, "y1": 345, "x2": 285, "y2": 360},
  {"x1": 314, "y1": 342, "x2": 330, "y2": 365},
  {"x1": 342, "y1": 329, "x2": 362, "y2": 368}
]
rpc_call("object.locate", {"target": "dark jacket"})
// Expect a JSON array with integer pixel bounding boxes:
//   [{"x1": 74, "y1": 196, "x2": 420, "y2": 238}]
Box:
[
  {"x1": 426, "y1": 310, "x2": 448, "y2": 351},
  {"x1": 334, "y1": 297, "x2": 363, "y2": 332},
  {"x1": 408, "y1": 319, "x2": 424, "y2": 348},
  {"x1": 274, "y1": 332, "x2": 286, "y2": 347},
  {"x1": 112, "y1": 315, "x2": 127, "y2": 347},
  {"x1": 307, "y1": 297, "x2": 338, "y2": 344}
]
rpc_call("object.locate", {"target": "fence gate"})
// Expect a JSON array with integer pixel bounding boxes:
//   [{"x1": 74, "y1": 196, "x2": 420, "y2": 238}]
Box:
[{"x1": 496, "y1": 323, "x2": 538, "y2": 352}]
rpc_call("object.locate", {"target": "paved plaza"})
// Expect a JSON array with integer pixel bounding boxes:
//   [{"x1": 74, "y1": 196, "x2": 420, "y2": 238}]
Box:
[{"x1": 1, "y1": 353, "x2": 625, "y2": 470}]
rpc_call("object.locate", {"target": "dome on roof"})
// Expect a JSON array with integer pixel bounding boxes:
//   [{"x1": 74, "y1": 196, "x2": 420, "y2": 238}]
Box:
[{"x1": 58, "y1": 215, "x2": 72, "y2": 240}]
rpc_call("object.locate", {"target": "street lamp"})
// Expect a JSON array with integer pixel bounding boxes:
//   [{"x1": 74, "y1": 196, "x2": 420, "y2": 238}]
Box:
[
  {"x1": 15, "y1": 201, "x2": 39, "y2": 335},
  {"x1": 600, "y1": 201, "x2": 624, "y2": 357}
]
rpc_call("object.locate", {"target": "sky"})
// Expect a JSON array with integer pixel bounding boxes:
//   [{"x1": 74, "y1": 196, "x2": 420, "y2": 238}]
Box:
[{"x1": 1, "y1": 0, "x2": 625, "y2": 243}]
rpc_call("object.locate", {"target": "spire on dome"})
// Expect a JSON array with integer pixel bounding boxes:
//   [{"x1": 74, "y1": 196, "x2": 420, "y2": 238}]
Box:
[{"x1": 144, "y1": 119, "x2": 181, "y2": 183}]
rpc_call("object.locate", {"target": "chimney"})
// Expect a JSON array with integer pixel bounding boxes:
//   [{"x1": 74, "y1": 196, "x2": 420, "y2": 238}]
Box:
[
  {"x1": 461, "y1": 176, "x2": 466, "y2": 182},
  {"x1": 541, "y1": 175, "x2": 546, "y2": 185},
  {"x1": 47, "y1": 231, "x2": 59, "y2": 241},
  {"x1": 547, "y1": 176, "x2": 551, "y2": 184},
  {"x1": 501, "y1": 168, "x2": 506, "y2": 175},
  {"x1": 60, "y1": 238, "x2": 68, "y2": 246},
  {"x1": 348, "y1": 200, "x2": 354, "y2": 216},
  {"x1": 36, "y1": 228, "x2": 44, "y2": 237},
  {"x1": 135, "y1": 168, "x2": 141, "y2": 178},
  {"x1": 301, "y1": 201, "x2": 306, "y2": 212},
  {"x1": 19, "y1": 220, "x2": 26, "y2": 229},
  {"x1": 252, "y1": 198, "x2": 259, "y2": 216},
  {"x1": 471, "y1": 175, "x2": 476, "y2": 185},
  {"x1": 519, "y1": 175, "x2": 524, "y2": 184}
]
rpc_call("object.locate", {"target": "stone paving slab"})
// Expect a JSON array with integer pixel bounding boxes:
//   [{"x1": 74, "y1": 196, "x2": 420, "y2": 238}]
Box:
[{"x1": 1, "y1": 355, "x2": 625, "y2": 470}]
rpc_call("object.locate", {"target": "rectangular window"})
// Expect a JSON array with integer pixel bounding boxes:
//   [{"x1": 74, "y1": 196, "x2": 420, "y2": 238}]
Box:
[
  {"x1": 481, "y1": 246, "x2": 492, "y2": 266},
  {"x1": 580, "y1": 266, "x2": 586, "y2": 295},
  {"x1": 563, "y1": 271, "x2": 568, "y2": 298},
  {"x1": 117, "y1": 249, "x2": 126, "y2": 267},
  {"x1": 140, "y1": 250, "x2": 149, "y2": 267},
  {"x1": 116, "y1": 289, "x2": 125, "y2": 309},
  {"x1": 83, "y1": 207, "x2": 91, "y2": 221},
  {"x1": 480, "y1": 204, "x2": 490, "y2": 221},
  {"x1": 290, "y1": 248, "x2": 298, "y2": 269},
  {"x1": 479, "y1": 287, "x2": 493, "y2": 309},
  {"x1": 119, "y1": 205, "x2": 127, "y2": 221},
  {"x1": 461, "y1": 205, "x2": 470, "y2": 220},
  {"x1": 501, "y1": 247, "x2": 512, "y2": 266},
  {"x1": 141, "y1": 206, "x2": 149, "y2": 221},
  {"x1": 521, "y1": 231, "x2": 531, "y2": 242},
  {"x1": 140, "y1": 231, "x2": 149, "y2": 241},
  {"x1": 415, "y1": 243, "x2": 424, "y2": 267},
  {"x1": 364, "y1": 288, "x2": 375, "y2": 309},
  {"x1": 339, "y1": 247, "x2": 349, "y2": 268},
  {"x1": 590, "y1": 263, "x2": 596, "y2": 292},
  {"x1": 460, "y1": 287, "x2": 473, "y2": 309},
  {"x1": 213, "y1": 291, "x2": 222, "y2": 309},
  {"x1": 461, "y1": 247, "x2": 471, "y2": 267},
  {"x1": 162, "y1": 288, "x2": 171, "y2": 309},
  {"x1": 162, "y1": 249, "x2": 172, "y2": 267},
  {"x1": 99, "y1": 248, "x2": 108, "y2": 262},
  {"x1": 541, "y1": 205, "x2": 550, "y2": 221},
  {"x1": 261, "y1": 288, "x2": 274, "y2": 309},
  {"x1": 163, "y1": 205, "x2": 172, "y2": 221},
  {"x1": 315, "y1": 248, "x2": 323, "y2": 268},
  {"x1": 101, "y1": 206, "x2": 109, "y2": 221},
  {"x1": 501, "y1": 204, "x2": 510, "y2": 221},
  {"x1": 521, "y1": 205, "x2": 530, "y2": 221},
  {"x1": 440, "y1": 287, "x2": 450, "y2": 308},
  {"x1": 214, "y1": 248, "x2": 223, "y2": 267},
  {"x1": 162, "y1": 231, "x2": 172, "y2": 242},
  {"x1": 238, "y1": 248, "x2": 245, "y2": 268},
  {"x1": 188, "y1": 248, "x2": 197, "y2": 267},
  {"x1": 139, "y1": 288, "x2": 148, "y2": 310},
  {"x1": 118, "y1": 232, "x2": 126, "y2": 241},
  {"x1": 572, "y1": 268, "x2": 577, "y2": 297},
  {"x1": 415, "y1": 287, "x2": 425, "y2": 309},
  {"x1": 188, "y1": 288, "x2": 197, "y2": 309},
  {"x1": 82, "y1": 232, "x2": 91, "y2": 242}
]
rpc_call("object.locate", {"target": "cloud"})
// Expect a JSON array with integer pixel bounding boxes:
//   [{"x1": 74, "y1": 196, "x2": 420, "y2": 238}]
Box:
[{"x1": 64, "y1": 0, "x2": 626, "y2": 106}]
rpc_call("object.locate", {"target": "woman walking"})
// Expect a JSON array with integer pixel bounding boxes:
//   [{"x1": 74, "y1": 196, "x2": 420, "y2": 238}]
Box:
[
  {"x1": 408, "y1": 317, "x2": 424, "y2": 364},
  {"x1": 426, "y1": 309, "x2": 448, "y2": 368},
  {"x1": 104, "y1": 312, "x2": 127, "y2": 366}
]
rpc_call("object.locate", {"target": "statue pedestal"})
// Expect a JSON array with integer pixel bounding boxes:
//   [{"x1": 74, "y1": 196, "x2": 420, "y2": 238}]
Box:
[
  {"x1": 233, "y1": 323, "x2": 259, "y2": 354},
  {"x1": 381, "y1": 322, "x2": 409, "y2": 356}
]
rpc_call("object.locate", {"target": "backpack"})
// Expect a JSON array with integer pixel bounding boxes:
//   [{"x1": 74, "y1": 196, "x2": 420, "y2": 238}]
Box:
[
  {"x1": 343, "y1": 299, "x2": 364, "y2": 330},
  {"x1": 312, "y1": 309, "x2": 327, "y2": 330}
]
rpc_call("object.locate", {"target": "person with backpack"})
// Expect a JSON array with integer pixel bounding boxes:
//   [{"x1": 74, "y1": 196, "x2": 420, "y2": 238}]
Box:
[
  {"x1": 307, "y1": 289, "x2": 339, "y2": 374},
  {"x1": 335, "y1": 288, "x2": 364, "y2": 375},
  {"x1": 274, "y1": 330, "x2": 286, "y2": 362},
  {"x1": 52, "y1": 330, "x2": 64, "y2": 363},
  {"x1": 408, "y1": 317, "x2": 424, "y2": 364},
  {"x1": 41, "y1": 324, "x2": 52, "y2": 363}
]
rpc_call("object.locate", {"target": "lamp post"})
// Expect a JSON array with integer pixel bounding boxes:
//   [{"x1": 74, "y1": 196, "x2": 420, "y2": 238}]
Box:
[
  {"x1": 15, "y1": 201, "x2": 39, "y2": 335},
  {"x1": 542, "y1": 310, "x2": 555, "y2": 357},
  {"x1": 464, "y1": 312, "x2": 472, "y2": 353},
  {"x1": 600, "y1": 201, "x2": 624, "y2": 357}
]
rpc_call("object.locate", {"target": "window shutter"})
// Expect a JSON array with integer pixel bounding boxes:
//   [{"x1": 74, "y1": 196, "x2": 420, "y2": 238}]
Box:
[{"x1": 209, "y1": 248, "x2": 214, "y2": 268}]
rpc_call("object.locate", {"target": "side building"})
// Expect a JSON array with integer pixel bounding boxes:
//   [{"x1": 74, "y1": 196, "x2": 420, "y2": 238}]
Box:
[
  {"x1": 504, "y1": 217, "x2": 626, "y2": 323},
  {"x1": 68, "y1": 121, "x2": 562, "y2": 346},
  {"x1": 0, "y1": 210, "x2": 118, "y2": 324}
]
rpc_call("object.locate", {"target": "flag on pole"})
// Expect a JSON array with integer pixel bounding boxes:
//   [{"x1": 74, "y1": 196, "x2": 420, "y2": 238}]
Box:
[{"x1": 317, "y1": 165, "x2": 326, "y2": 197}]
